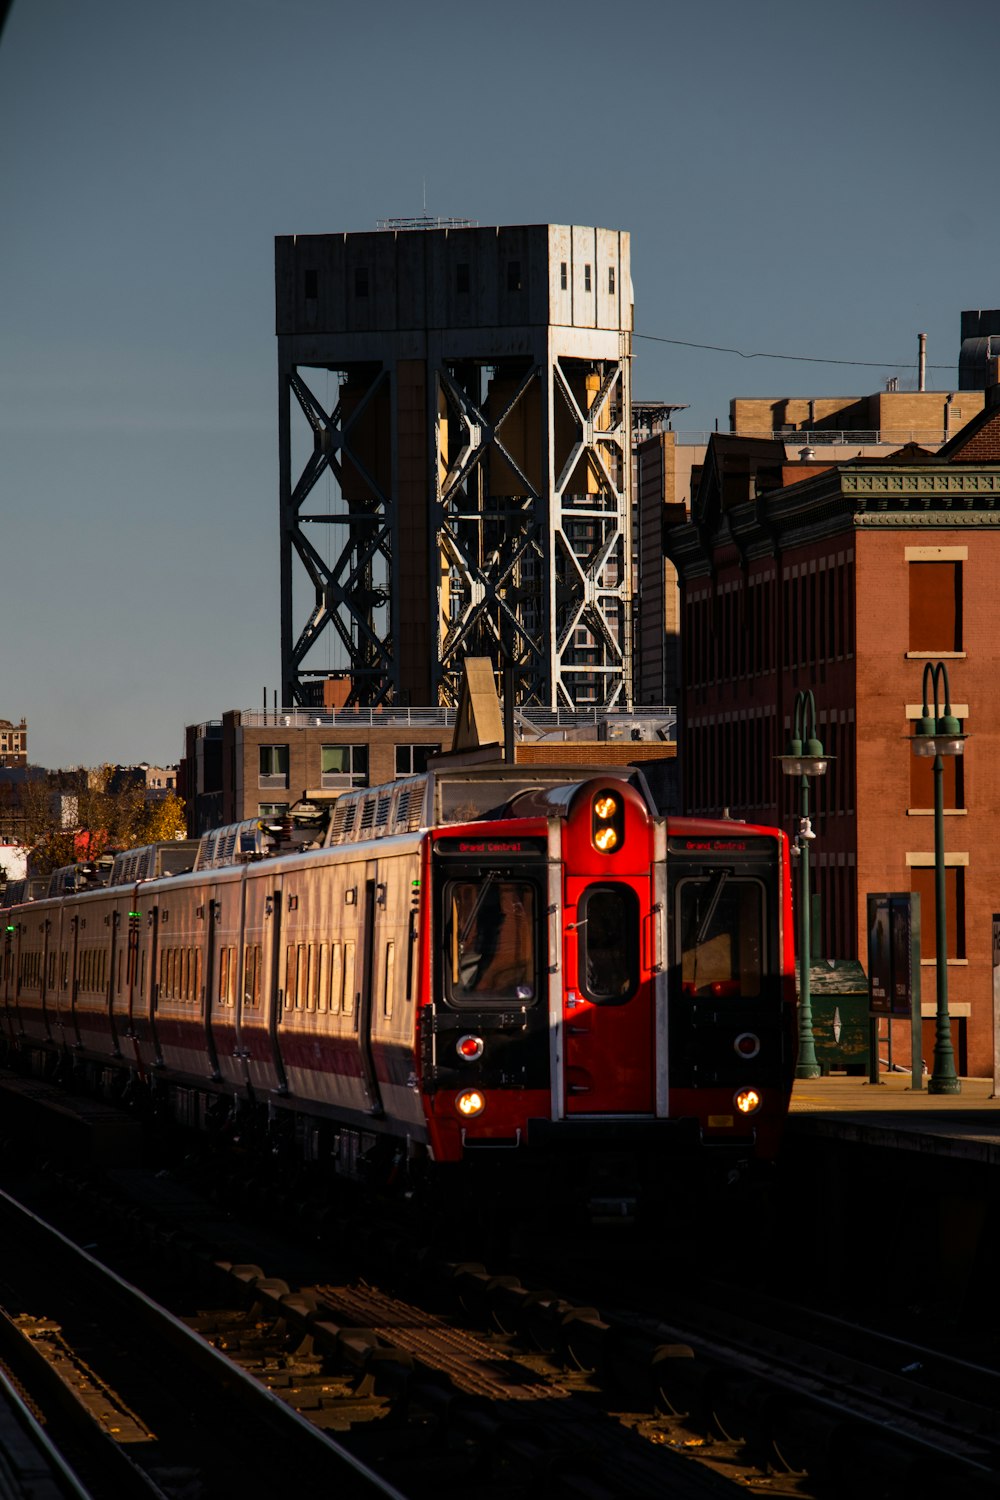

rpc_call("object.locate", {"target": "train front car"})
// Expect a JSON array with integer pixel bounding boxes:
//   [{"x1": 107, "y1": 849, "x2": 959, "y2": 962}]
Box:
[
  {"x1": 418, "y1": 782, "x2": 794, "y2": 1208},
  {"x1": 666, "y1": 820, "x2": 796, "y2": 1164},
  {"x1": 420, "y1": 777, "x2": 674, "y2": 1202}
]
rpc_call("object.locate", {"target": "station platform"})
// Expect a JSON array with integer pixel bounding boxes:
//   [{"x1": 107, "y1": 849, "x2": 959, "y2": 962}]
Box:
[{"x1": 787, "y1": 1073, "x2": 1000, "y2": 1164}]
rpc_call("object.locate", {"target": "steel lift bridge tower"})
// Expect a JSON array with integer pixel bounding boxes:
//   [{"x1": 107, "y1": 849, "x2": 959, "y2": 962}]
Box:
[{"x1": 276, "y1": 221, "x2": 634, "y2": 709}]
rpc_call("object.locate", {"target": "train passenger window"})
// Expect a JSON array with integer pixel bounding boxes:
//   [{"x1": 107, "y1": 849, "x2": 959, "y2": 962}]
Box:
[
  {"x1": 342, "y1": 941, "x2": 356, "y2": 1016},
  {"x1": 243, "y1": 944, "x2": 260, "y2": 1009},
  {"x1": 219, "y1": 947, "x2": 230, "y2": 1004},
  {"x1": 308, "y1": 942, "x2": 320, "y2": 1011},
  {"x1": 677, "y1": 875, "x2": 765, "y2": 998},
  {"x1": 578, "y1": 884, "x2": 639, "y2": 1004},
  {"x1": 284, "y1": 945, "x2": 296, "y2": 1016},
  {"x1": 383, "y1": 941, "x2": 395, "y2": 1019},
  {"x1": 328, "y1": 942, "x2": 342, "y2": 1013},
  {"x1": 296, "y1": 943, "x2": 307, "y2": 1009},
  {"x1": 444, "y1": 879, "x2": 537, "y2": 1005}
]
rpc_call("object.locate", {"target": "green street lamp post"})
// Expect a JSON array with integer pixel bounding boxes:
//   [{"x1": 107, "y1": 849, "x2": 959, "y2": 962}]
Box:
[
  {"x1": 778, "y1": 689, "x2": 831, "y2": 1081},
  {"x1": 910, "y1": 661, "x2": 966, "y2": 1096}
]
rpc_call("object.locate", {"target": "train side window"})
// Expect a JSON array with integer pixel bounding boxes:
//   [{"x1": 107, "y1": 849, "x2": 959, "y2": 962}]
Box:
[
  {"x1": 578, "y1": 884, "x2": 639, "y2": 1004},
  {"x1": 676, "y1": 875, "x2": 765, "y2": 998},
  {"x1": 342, "y1": 941, "x2": 356, "y2": 1016},
  {"x1": 308, "y1": 942, "x2": 320, "y2": 1012},
  {"x1": 296, "y1": 943, "x2": 306, "y2": 1008},
  {"x1": 328, "y1": 941, "x2": 342, "y2": 1014},
  {"x1": 220, "y1": 946, "x2": 230, "y2": 1004},
  {"x1": 284, "y1": 945, "x2": 296, "y2": 1018},
  {"x1": 316, "y1": 944, "x2": 328, "y2": 1013},
  {"x1": 383, "y1": 941, "x2": 395, "y2": 1019}
]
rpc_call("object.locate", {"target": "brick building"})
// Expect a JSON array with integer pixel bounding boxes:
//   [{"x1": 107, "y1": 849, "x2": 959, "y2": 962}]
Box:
[
  {"x1": 665, "y1": 392, "x2": 1000, "y2": 1077},
  {"x1": 183, "y1": 698, "x2": 678, "y2": 835},
  {"x1": 0, "y1": 719, "x2": 27, "y2": 768}
]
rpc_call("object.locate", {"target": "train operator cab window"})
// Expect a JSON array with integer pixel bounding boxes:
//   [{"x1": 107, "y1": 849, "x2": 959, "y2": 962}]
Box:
[
  {"x1": 444, "y1": 877, "x2": 537, "y2": 1005},
  {"x1": 578, "y1": 884, "x2": 639, "y2": 1004},
  {"x1": 677, "y1": 874, "x2": 765, "y2": 999}
]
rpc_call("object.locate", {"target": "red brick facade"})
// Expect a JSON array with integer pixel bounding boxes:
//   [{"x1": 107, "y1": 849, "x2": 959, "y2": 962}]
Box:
[{"x1": 667, "y1": 405, "x2": 1000, "y2": 1076}]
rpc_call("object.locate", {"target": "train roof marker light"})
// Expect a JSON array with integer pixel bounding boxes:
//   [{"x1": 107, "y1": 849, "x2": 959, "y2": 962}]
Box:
[{"x1": 591, "y1": 789, "x2": 624, "y2": 854}]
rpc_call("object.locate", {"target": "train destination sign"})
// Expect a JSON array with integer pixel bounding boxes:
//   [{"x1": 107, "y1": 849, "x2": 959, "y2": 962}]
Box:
[
  {"x1": 435, "y1": 837, "x2": 546, "y2": 857},
  {"x1": 668, "y1": 836, "x2": 772, "y2": 854}
]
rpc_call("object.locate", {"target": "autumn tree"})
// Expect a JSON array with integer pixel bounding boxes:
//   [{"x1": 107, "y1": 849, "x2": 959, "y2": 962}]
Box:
[{"x1": 27, "y1": 766, "x2": 186, "y2": 879}]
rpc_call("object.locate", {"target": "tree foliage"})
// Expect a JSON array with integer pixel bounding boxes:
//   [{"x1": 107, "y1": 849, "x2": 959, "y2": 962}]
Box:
[{"x1": 25, "y1": 766, "x2": 186, "y2": 879}]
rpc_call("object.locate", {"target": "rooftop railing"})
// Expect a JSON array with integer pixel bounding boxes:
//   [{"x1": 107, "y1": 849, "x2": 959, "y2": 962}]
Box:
[
  {"x1": 669, "y1": 429, "x2": 950, "y2": 448},
  {"x1": 240, "y1": 705, "x2": 677, "y2": 734}
]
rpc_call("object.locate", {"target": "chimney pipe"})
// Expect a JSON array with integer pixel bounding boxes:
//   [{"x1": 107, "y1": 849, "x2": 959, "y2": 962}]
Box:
[{"x1": 918, "y1": 333, "x2": 926, "y2": 392}]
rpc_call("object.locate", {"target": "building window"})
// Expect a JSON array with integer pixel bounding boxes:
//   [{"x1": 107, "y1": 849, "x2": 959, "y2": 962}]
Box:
[
  {"x1": 507, "y1": 260, "x2": 521, "y2": 292},
  {"x1": 259, "y1": 744, "x2": 289, "y2": 789},
  {"x1": 321, "y1": 743, "x2": 368, "y2": 788},
  {"x1": 560, "y1": 261, "x2": 567, "y2": 291},
  {"x1": 354, "y1": 266, "x2": 369, "y2": 297},
  {"x1": 258, "y1": 802, "x2": 289, "y2": 818},
  {"x1": 584, "y1": 263, "x2": 592, "y2": 293},
  {"x1": 908, "y1": 561, "x2": 962, "y2": 652},
  {"x1": 910, "y1": 864, "x2": 966, "y2": 960},
  {"x1": 608, "y1": 267, "x2": 615, "y2": 294},
  {"x1": 456, "y1": 262, "x2": 470, "y2": 294},
  {"x1": 395, "y1": 744, "x2": 435, "y2": 778}
]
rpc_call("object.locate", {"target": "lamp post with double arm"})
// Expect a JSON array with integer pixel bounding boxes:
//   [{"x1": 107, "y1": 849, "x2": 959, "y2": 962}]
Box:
[
  {"x1": 910, "y1": 661, "x2": 965, "y2": 1096},
  {"x1": 778, "y1": 689, "x2": 831, "y2": 1081}
]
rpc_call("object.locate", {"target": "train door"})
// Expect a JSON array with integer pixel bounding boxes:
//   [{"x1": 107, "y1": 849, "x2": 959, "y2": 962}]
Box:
[
  {"x1": 356, "y1": 866, "x2": 384, "y2": 1117},
  {"x1": 205, "y1": 875, "x2": 244, "y2": 1089},
  {"x1": 666, "y1": 836, "x2": 789, "y2": 1102},
  {"x1": 66, "y1": 912, "x2": 83, "y2": 1049},
  {"x1": 37, "y1": 915, "x2": 54, "y2": 1043},
  {"x1": 106, "y1": 908, "x2": 122, "y2": 1056},
  {"x1": 562, "y1": 871, "x2": 656, "y2": 1115},
  {"x1": 239, "y1": 873, "x2": 287, "y2": 1096}
]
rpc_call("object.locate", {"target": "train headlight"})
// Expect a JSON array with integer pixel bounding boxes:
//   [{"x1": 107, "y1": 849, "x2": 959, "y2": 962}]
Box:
[
  {"x1": 733, "y1": 1032, "x2": 761, "y2": 1060},
  {"x1": 734, "y1": 1088, "x2": 762, "y2": 1115},
  {"x1": 591, "y1": 789, "x2": 625, "y2": 854},
  {"x1": 456, "y1": 1034, "x2": 484, "y2": 1062},
  {"x1": 456, "y1": 1089, "x2": 486, "y2": 1118}
]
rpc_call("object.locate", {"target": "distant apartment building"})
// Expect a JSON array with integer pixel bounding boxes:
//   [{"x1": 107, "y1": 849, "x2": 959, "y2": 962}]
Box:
[
  {"x1": 0, "y1": 718, "x2": 27, "y2": 768},
  {"x1": 183, "y1": 697, "x2": 678, "y2": 836},
  {"x1": 107, "y1": 763, "x2": 179, "y2": 799},
  {"x1": 665, "y1": 392, "x2": 1000, "y2": 1078},
  {"x1": 730, "y1": 387, "x2": 986, "y2": 448}
]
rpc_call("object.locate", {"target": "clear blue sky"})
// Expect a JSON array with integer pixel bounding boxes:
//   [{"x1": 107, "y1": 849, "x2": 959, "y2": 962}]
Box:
[{"x1": 1, "y1": 0, "x2": 996, "y2": 769}]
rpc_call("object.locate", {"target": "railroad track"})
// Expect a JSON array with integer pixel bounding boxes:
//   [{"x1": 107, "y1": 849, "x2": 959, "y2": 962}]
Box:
[
  {"x1": 0, "y1": 1165, "x2": 784, "y2": 1498},
  {"x1": 0, "y1": 1186, "x2": 405, "y2": 1499},
  {"x1": 4, "y1": 1150, "x2": 998, "y2": 1500}
]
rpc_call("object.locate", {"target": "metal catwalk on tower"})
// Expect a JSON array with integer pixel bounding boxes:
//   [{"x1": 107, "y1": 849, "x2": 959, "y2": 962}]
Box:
[{"x1": 276, "y1": 223, "x2": 633, "y2": 709}]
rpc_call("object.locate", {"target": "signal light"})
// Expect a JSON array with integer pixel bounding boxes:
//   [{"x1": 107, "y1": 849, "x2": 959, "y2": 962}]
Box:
[
  {"x1": 456, "y1": 1089, "x2": 486, "y2": 1118},
  {"x1": 456, "y1": 1034, "x2": 484, "y2": 1062},
  {"x1": 733, "y1": 1032, "x2": 761, "y2": 1060},
  {"x1": 735, "y1": 1088, "x2": 762, "y2": 1115},
  {"x1": 591, "y1": 788, "x2": 625, "y2": 854}
]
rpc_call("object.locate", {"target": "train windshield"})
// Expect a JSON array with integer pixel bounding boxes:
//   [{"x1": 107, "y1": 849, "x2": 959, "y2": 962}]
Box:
[
  {"x1": 677, "y1": 873, "x2": 766, "y2": 998},
  {"x1": 444, "y1": 877, "x2": 537, "y2": 1005}
]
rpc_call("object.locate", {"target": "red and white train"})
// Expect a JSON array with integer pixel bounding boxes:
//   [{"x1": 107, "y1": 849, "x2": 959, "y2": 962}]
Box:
[{"x1": 1, "y1": 764, "x2": 797, "y2": 1196}]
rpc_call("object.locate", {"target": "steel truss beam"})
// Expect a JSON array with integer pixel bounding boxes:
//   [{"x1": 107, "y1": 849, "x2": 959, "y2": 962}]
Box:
[{"x1": 280, "y1": 367, "x2": 396, "y2": 705}]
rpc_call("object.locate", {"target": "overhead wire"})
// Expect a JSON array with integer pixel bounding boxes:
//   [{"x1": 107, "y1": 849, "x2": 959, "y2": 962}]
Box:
[{"x1": 634, "y1": 331, "x2": 958, "y2": 371}]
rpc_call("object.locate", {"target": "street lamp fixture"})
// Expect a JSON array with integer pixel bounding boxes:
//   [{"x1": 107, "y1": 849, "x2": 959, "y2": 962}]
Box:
[
  {"x1": 908, "y1": 661, "x2": 966, "y2": 1096},
  {"x1": 778, "y1": 689, "x2": 831, "y2": 1080}
]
